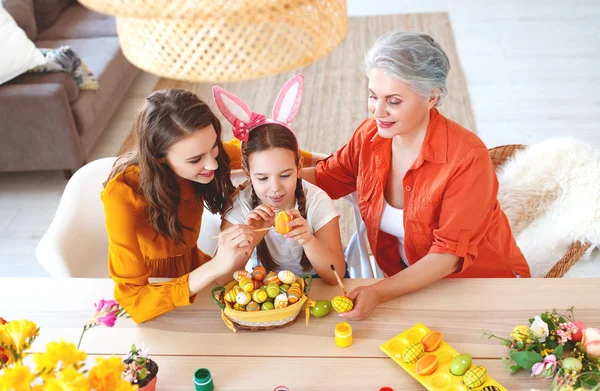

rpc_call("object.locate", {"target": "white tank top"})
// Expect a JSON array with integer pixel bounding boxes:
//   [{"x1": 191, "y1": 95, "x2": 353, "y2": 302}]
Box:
[{"x1": 379, "y1": 199, "x2": 409, "y2": 267}]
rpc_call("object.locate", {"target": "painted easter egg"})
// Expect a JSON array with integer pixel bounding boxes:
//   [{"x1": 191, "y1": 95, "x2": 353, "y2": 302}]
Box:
[
  {"x1": 291, "y1": 282, "x2": 300, "y2": 287},
  {"x1": 252, "y1": 266, "x2": 266, "y2": 281},
  {"x1": 463, "y1": 366, "x2": 487, "y2": 389},
  {"x1": 246, "y1": 301, "x2": 261, "y2": 312},
  {"x1": 278, "y1": 270, "x2": 296, "y2": 285},
  {"x1": 253, "y1": 279, "x2": 264, "y2": 290},
  {"x1": 233, "y1": 303, "x2": 246, "y2": 311},
  {"x1": 239, "y1": 278, "x2": 254, "y2": 293},
  {"x1": 236, "y1": 291, "x2": 251, "y2": 305},
  {"x1": 287, "y1": 286, "x2": 302, "y2": 304},
  {"x1": 224, "y1": 286, "x2": 241, "y2": 303},
  {"x1": 562, "y1": 357, "x2": 582, "y2": 372},
  {"x1": 415, "y1": 354, "x2": 438, "y2": 376},
  {"x1": 422, "y1": 331, "x2": 443, "y2": 352},
  {"x1": 331, "y1": 296, "x2": 354, "y2": 313},
  {"x1": 265, "y1": 271, "x2": 281, "y2": 285},
  {"x1": 275, "y1": 211, "x2": 292, "y2": 234},
  {"x1": 266, "y1": 283, "x2": 280, "y2": 298},
  {"x1": 274, "y1": 293, "x2": 289, "y2": 309},
  {"x1": 402, "y1": 342, "x2": 424, "y2": 364},
  {"x1": 449, "y1": 353, "x2": 472, "y2": 376},
  {"x1": 261, "y1": 301, "x2": 274, "y2": 310},
  {"x1": 233, "y1": 270, "x2": 250, "y2": 282},
  {"x1": 252, "y1": 289, "x2": 268, "y2": 304},
  {"x1": 279, "y1": 284, "x2": 290, "y2": 293},
  {"x1": 310, "y1": 300, "x2": 332, "y2": 317}
]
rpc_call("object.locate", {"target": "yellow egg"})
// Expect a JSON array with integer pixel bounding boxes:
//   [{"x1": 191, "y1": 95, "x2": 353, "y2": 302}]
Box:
[
  {"x1": 402, "y1": 342, "x2": 424, "y2": 364},
  {"x1": 239, "y1": 278, "x2": 254, "y2": 293},
  {"x1": 463, "y1": 366, "x2": 487, "y2": 389},
  {"x1": 331, "y1": 296, "x2": 353, "y2": 313},
  {"x1": 252, "y1": 289, "x2": 268, "y2": 304},
  {"x1": 224, "y1": 286, "x2": 241, "y2": 303}
]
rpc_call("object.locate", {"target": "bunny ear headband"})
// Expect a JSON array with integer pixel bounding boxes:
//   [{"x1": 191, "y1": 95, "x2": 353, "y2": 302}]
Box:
[{"x1": 212, "y1": 74, "x2": 304, "y2": 143}]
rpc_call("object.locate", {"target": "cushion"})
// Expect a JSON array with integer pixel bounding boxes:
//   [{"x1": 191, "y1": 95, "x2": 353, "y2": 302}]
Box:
[
  {"x1": 0, "y1": 7, "x2": 46, "y2": 85},
  {"x1": 33, "y1": 0, "x2": 72, "y2": 31},
  {"x1": 29, "y1": 46, "x2": 99, "y2": 90},
  {"x1": 1, "y1": 0, "x2": 37, "y2": 40},
  {"x1": 36, "y1": 3, "x2": 116, "y2": 40}
]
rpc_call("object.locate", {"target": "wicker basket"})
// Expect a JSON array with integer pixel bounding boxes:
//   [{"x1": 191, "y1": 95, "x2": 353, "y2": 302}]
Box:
[
  {"x1": 488, "y1": 144, "x2": 592, "y2": 278},
  {"x1": 211, "y1": 274, "x2": 312, "y2": 332},
  {"x1": 78, "y1": 0, "x2": 348, "y2": 82}
]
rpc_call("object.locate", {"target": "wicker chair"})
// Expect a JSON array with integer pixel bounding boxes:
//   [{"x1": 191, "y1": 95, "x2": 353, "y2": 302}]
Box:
[{"x1": 488, "y1": 144, "x2": 592, "y2": 278}]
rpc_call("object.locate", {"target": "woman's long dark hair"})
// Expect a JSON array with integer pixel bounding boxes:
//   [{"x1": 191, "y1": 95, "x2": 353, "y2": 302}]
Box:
[
  {"x1": 105, "y1": 89, "x2": 235, "y2": 246},
  {"x1": 241, "y1": 124, "x2": 311, "y2": 272}
]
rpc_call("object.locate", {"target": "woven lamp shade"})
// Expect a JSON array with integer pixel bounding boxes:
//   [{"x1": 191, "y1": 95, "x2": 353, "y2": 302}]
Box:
[{"x1": 78, "y1": 0, "x2": 348, "y2": 82}]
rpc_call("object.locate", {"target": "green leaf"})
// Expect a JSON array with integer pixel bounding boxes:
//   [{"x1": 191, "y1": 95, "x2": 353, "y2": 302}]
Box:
[
  {"x1": 526, "y1": 344, "x2": 535, "y2": 351},
  {"x1": 510, "y1": 351, "x2": 544, "y2": 370},
  {"x1": 136, "y1": 357, "x2": 146, "y2": 366},
  {"x1": 517, "y1": 341, "x2": 524, "y2": 349},
  {"x1": 554, "y1": 345, "x2": 564, "y2": 359},
  {"x1": 510, "y1": 365, "x2": 521, "y2": 375},
  {"x1": 528, "y1": 318, "x2": 535, "y2": 324},
  {"x1": 547, "y1": 339, "x2": 558, "y2": 349},
  {"x1": 542, "y1": 313, "x2": 556, "y2": 331},
  {"x1": 138, "y1": 367, "x2": 148, "y2": 380}
]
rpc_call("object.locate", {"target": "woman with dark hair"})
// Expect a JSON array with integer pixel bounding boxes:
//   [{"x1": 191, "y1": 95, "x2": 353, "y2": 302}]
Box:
[{"x1": 102, "y1": 89, "x2": 313, "y2": 323}]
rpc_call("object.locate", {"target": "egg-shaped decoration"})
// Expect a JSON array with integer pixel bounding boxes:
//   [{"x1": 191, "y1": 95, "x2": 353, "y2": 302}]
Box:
[
  {"x1": 279, "y1": 284, "x2": 290, "y2": 294},
  {"x1": 287, "y1": 286, "x2": 302, "y2": 304},
  {"x1": 252, "y1": 289, "x2": 268, "y2": 304},
  {"x1": 239, "y1": 278, "x2": 254, "y2": 293},
  {"x1": 251, "y1": 266, "x2": 267, "y2": 281},
  {"x1": 261, "y1": 301, "x2": 275, "y2": 310},
  {"x1": 253, "y1": 279, "x2": 264, "y2": 290},
  {"x1": 331, "y1": 296, "x2": 354, "y2": 313},
  {"x1": 236, "y1": 291, "x2": 251, "y2": 305},
  {"x1": 265, "y1": 271, "x2": 281, "y2": 286},
  {"x1": 421, "y1": 331, "x2": 443, "y2": 352},
  {"x1": 274, "y1": 293, "x2": 289, "y2": 309},
  {"x1": 463, "y1": 366, "x2": 487, "y2": 389},
  {"x1": 275, "y1": 211, "x2": 292, "y2": 234},
  {"x1": 266, "y1": 283, "x2": 280, "y2": 298},
  {"x1": 278, "y1": 270, "x2": 296, "y2": 285},
  {"x1": 401, "y1": 342, "x2": 424, "y2": 364},
  {"x1": 224, "y1": 285, "x2": 241, "y2": 303},
  {"x1": 415, "y1": 354, "x2": 438, "y2": 376},
  {"x1": 246, "y1": 301, "x2": 261, "y2": 312},
  {"x1": 233, "y1": 270, "x2": 250, "y2": 282},
  {"x1": 233, "y1": 303, "x2": 246, "y2": 311},
  {"x1": 290, "y1": 282, "x2": 300, "y2": 288}
]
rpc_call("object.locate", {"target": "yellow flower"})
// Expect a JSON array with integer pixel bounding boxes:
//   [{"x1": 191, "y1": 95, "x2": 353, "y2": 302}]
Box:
[
  {"x1": 0, "y1": 320, "x2": 39, "y2": 359},
  {"x1": 0, "y1": 362, "x2": 35, "y2": 391},
  {"x1": 541, "y1": 348, "x2": 554, "y2": 357},
  {"x1": 34, "y1": 340, "x2": 87, "y2": 374},
  {"x1": 44, "y1": 366, "x2": 89, "y2": 391},
  {"x1": 511, "y1": 325, "x2": 534, "y2": 344},
  {"x1": 88, "y1": 356, "x2": 127, "y2": 391}
]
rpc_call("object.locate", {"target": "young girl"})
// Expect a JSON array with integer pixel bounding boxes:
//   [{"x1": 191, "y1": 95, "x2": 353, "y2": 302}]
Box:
[
  {"x1": 102, "y1": 89, "x2": 259, "y2": 324},
  {"x1": 215, "y1": 75, "x2": 346, "y2": 285}
]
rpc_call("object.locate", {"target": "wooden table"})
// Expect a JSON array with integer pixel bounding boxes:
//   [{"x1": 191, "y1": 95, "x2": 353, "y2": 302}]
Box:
[{"x1": 2, "y1": 278, "x2": 599, "y2": 390}]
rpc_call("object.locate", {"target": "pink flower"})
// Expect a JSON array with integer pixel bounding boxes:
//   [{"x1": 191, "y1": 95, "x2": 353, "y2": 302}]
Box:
[
  {"x1": 93, "y1": 299, "x2": 121, "y2": 327},
  {"x1": 531, "y1": 355, "x2": 557, "y2": 379},
  {"x1": 582, "y1": 328, "x2": 600, "y2": 359}
]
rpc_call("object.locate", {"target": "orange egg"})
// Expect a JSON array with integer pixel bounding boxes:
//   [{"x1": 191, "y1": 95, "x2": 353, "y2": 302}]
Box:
[
  {"x1": 415, "y1": 354, "x2": 438, "y2": 376},
  {"x1": 275, "y1": 211, "x2": 291, "y2": 234},
  {"x1": 421, "y1": 331, "x2": 443, "y2": 352}
]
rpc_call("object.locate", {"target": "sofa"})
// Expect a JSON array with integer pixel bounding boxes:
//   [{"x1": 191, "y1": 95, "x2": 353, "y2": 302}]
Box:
[{"x1": 0, "y1": 0, "x2": 139, "y2": 175}]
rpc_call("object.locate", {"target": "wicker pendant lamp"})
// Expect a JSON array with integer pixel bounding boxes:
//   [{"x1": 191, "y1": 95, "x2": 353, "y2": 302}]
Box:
[{"x1": 78, "y1": 0, "x2": 348, "y2": 82}]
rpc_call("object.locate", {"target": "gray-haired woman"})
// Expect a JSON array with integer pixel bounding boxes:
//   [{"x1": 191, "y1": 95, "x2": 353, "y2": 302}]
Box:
[{"x1": 304, "y1": 31, "x2": 530, "y2": 320}]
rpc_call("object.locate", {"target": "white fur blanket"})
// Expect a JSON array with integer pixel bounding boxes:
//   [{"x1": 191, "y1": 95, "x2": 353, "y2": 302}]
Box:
[{"x1": 496, "y1": 138, "x2": 600, "y2": 277}]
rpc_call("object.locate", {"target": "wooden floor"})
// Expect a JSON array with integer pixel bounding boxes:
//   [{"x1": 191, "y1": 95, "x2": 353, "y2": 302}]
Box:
[{"x1": 1, "y1": 0, "x2": 599, "y2": 277}]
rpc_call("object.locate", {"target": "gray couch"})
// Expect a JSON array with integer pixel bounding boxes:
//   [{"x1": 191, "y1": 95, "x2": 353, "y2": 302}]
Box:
[{"x1": 0, "y1": 0, "x2": 139, "y2": 175}]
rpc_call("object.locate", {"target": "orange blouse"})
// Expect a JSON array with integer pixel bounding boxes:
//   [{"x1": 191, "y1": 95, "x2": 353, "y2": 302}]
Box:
[
  {"x1": 315, "y1": 109, "x2": 531, "y2": 278},
  {"x1": 102, "y1": 139, "x2": 311, "y2": 323}
]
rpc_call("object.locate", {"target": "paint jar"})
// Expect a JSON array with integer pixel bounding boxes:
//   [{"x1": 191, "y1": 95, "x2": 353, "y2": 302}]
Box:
[
  {"x1": 335, "y1": 322, "x2": 353, "y2": 348},
  {"x1": 194, "y1": 368, "x2": 214, "y2": 391}
]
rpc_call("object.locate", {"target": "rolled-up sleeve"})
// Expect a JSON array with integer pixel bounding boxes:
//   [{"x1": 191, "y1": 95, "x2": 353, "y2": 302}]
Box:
[
  {"x1": 428, "y1": 147, "x2": 498, "y2": 273},
  {"x1": 102, "y1": 180, "x2": 193, "y2": 323}
]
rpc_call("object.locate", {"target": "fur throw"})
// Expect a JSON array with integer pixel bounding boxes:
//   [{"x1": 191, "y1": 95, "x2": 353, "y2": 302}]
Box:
[{"x1": 496, "y1": 138, "x2": 600, "y2": 277}]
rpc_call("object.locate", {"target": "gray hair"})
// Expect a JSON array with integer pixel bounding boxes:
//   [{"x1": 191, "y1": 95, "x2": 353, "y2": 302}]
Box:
[{"x1": 365, "y1": 31, "x2": 450, "y2": 106}]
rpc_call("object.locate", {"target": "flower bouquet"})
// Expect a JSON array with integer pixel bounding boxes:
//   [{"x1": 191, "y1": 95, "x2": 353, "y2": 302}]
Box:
[{"x1": 483, "y1": 307, "x2": 600, "y2": 390}]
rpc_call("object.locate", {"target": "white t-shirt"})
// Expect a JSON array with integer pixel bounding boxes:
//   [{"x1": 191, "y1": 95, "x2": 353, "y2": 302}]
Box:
[
  {"x1": 379, "y1": 199, "x2": 409, "y2": 267},
  {"x1": 224, "y1": 180, "x2": 340, "y2": 275}
]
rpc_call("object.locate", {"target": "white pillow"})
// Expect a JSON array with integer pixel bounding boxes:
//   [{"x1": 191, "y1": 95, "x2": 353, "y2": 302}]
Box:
[{"x1": 0, "y1": 6, "x2": 46, "y2": 85}]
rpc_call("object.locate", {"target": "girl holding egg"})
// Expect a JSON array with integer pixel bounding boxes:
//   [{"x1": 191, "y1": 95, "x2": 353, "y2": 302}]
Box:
[{"x1": 216, "y1": 75, "x2": 347, "y2": 286}]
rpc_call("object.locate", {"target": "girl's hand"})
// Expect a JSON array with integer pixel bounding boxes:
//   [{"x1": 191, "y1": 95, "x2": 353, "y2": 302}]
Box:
[
  {"x1": 246, "y1": 204, "x2": 275, "y2": 229},
  {"x1": 338, "y1": 285, "x2": 380, "y2": 321},
  {"x1": 215, "y1": 224, "x2": 256, "y2": 273},
  {"x1": 284, "y1": 209, "x2": 314, "y2": 246}
]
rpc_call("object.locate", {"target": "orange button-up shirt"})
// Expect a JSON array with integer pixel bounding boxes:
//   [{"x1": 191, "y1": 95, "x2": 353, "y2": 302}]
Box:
[{"x1": 315, "y1": 109, "x2": 530, "y2": 278}]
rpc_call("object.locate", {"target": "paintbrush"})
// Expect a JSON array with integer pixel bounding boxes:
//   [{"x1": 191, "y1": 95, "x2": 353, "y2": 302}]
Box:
[
  {"x1": 330, "y1": 264, "x2": 347, "y2": 295},
  {"x1": 212, "y1": 226, "x2": 273, "y2": 239}
]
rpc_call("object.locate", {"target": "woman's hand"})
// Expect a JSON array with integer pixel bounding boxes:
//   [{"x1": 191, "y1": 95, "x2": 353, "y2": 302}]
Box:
[
  {"x1": 338, "y1": 285, "x2": 381, "y2": 321},
  {"x1": 284, "y1": 209, "x2": 314, "y2": 246},
  {"x1": 246, "y1": 204, "x2": 275, "y2": 230},
  {"x1": 214, "y1": 224, "x2": 256, "y2": 274}
]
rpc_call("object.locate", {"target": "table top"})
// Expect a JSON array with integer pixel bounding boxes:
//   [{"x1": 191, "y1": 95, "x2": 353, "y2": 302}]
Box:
[{"x1": 3, "y1": 277, "x2": 599, "y2": 390}]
